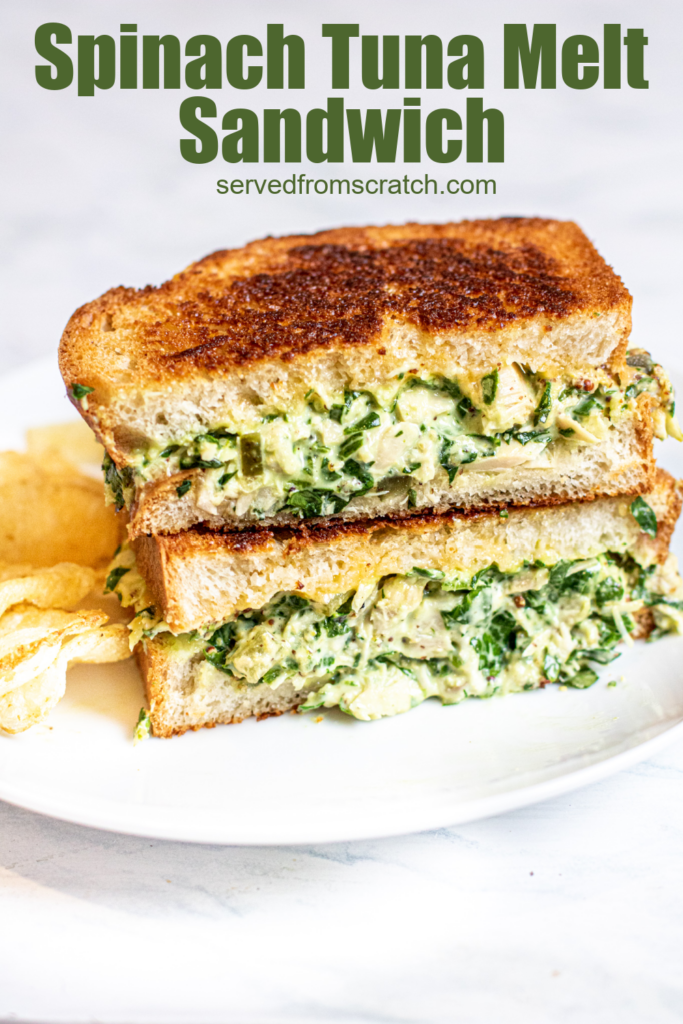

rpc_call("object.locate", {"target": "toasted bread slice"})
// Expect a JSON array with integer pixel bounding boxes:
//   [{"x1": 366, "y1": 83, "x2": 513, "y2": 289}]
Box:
[{"x1": 133, "y1": 469, "x2": 681, "y2": 635}]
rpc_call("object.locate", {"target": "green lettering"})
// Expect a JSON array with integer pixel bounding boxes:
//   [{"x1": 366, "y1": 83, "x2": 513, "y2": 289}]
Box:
[
  {"x1": 504, "y1": 24, "x2": 556, "y2": 88},
  {"x1": 35, "y1": 22, "x2": 73, "y2": 90},
  {"x1": 179, "y1": 97, "x2": 218, "y2": 163}
]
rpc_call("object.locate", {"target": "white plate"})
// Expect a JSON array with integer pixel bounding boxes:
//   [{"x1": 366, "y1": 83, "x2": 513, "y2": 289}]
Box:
[{"x1": 1, "y1": 357, "x2": 683, "y2": 845}]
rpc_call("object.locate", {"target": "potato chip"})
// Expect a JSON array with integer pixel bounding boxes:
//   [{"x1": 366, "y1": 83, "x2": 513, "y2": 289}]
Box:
[
  {"x1": 0, "y1": 562, "x2": 96, "y2": 619},
  {"x1": 0, "y1": 451, "x2": 123, "y2": 568},
  {"x1": 0, "y1": 605, "x2": 130, "y2": 734},
  {"x1": 26, "y1": 420, "x2": 104, "y2": 470}
]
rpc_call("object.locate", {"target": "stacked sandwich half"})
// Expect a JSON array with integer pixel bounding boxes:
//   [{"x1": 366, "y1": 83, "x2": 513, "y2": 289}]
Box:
[{"x1": 59, "y1": 218, "x2": 683, "y2": 736}]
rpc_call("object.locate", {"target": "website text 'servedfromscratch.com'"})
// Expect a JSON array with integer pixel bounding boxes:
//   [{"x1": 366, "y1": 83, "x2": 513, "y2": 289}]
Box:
[{"x1": 216, "y1": 175, "x2": 497, "y2": 197}]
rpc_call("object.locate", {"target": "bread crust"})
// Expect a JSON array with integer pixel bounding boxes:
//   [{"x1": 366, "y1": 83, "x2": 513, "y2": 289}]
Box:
[
  {"x1": 137, "y1": 638, "x2": 315, "y2": 738},
  {"x1": 58, "y1": 218, "x2": 632, "y2": 465},
  {"x1": 133, "y1": 470, "x2": 682, "y2": 634}
]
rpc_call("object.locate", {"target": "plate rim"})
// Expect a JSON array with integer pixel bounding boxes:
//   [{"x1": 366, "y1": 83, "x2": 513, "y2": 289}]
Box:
[{"x1": 1, "y1": 718, "x2": 683, "y2": 845}]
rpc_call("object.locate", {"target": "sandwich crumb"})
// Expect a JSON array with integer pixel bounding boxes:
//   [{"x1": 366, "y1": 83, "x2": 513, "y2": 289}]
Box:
[{"x1": 133, "y1": 707, "x2": 151, "y2": 744}]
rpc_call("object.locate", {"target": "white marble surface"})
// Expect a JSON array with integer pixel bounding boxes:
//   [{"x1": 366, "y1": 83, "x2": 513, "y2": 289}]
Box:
[
  {"x1": 2, "y1": 0, "x2": 683, "y2": 1021},
  {"x1": 1, "y1": 743, "x2": 683, "y2": 1024}
]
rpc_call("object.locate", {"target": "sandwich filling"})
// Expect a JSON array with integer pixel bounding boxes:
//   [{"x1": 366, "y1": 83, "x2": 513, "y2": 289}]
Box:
[
  {"x1": 102, "y1": 351, "x2": 680, "y2": 519},
  {"x1": 109, "y1": 536, "x2": 683, "y2": 722}
]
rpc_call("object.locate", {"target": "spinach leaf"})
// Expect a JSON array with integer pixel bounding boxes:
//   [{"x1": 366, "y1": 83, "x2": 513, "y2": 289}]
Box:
[
  {"x1": 471, "y1": 564, "x2": 507, "y2": 588},
  {"x1": 624, "y1": 377, "x2": 653, "y2": 401},
  {"x1": 325, "y1": 492, "x2": 350, "y2": 513},
  {"x1": 488, "y1": 609, "x2": 518, "y2": 646},
  {"x1": 563, "y1": 568, "x2": 598, "y2": 595},
  {"x1": 543, "y1": 650, "x2": 561, "y2": 682},
  {"x1": 470, "y1": 629, "x2": 507, "y2": 677},
  {"x1": 409, "y1": 567, "x2": 445, "y2": 580},
  {"x1": 104, "y1": 566, "x2": 129, "y2": 594},
  {"x1": 533, "y1": 381, "x2": 552, "y2": 426},
  {"x1": 439, "y1": 377, "x2": 462, "y2": 400},
  {"x1": 70, "y1": 383, "x2": 94, "y2": 401},
  {"x1": 630, "y1": 496, "x2": 657, "y2": 537},
  {"x1": 565, "y1": 667, "x2": 599, "y2": 689},
  {"x1": 546, "y1": 561, "x2": 570, "y2": 600},
  {"x1": 324, "y1": 614, "x2": 351, "y2": 638},
  {"x1": 261, "y1": 665, "x2": 287, "y2": 685},
  {"x1": 579, "y1": 647, "x2": 621, "y2": 665},
  {"x1": 592, "y1": 616, "x2": 622, "y2": 649},
  {"x1": 595, "y1": 577, "x2": 625, "y2": 606},
  {"x1": 514, "y1": 429, "x2": 552, "y2": 446},
  {"x1": 280, "y1": 595, "x2": 309, "y2": 613},
  {"x1": 338, "y1": 434, "x2": 364, "y2": 460},
  {"x1": 344, "y1": 411, "x2": 380, "y2": 435},
  {"x1": 321, "y1": 458, "x2": 342, "y2": 481},
  {"x1": 442, "y1": 587, "x2": 492, "y2": 629},
  {"x1": 344, "y1": 459, "x2": 374, "y2": 492},
  {"x1": 102, "y1": 452, "x2": 133, "y2": 511},
  {"x1": 209, "y1": 427, "x2": 239, "y2": 440},
  {"x1": 630, "y1": 563, "x2": 656, "y2": 602},
  {"x1": 438, "y1": 438, "x2": 456, "y2": 482},
  {"x1": 208, "y1": 621, "x2": 237, "y2": 651},
  {"x1": 336, "y1": 594, "x2": 354, "y2": 616},
  {"x1": 286, "y1": 489, "x2": 323, "y2": 517},
  {"x1": 372, "y1": 654, "x2": 417, "y2": 678},
  {"x1": 286, "y1": 486, "x2": 349, "y2": 518},
  {"x1": 523, "y1": 589, "x2": 547, "y2": 614},
  {"x1": 457, "y1": 396, "x2": 476, "y2": 419},
  {"x1": 481, "y1": 369, "x2": 498, "y2": 405},
  {"x1": 572, "y1": 393, "x2": 604, "y2": 418},
  {"x1": 180, "y1": 454, "x2": 223, "y2": 470}
]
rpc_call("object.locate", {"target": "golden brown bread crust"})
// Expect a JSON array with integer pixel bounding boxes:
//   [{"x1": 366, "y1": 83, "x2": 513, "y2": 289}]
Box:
[{"x1": 59, "y1": 218, "x2": 631, "y2": 406}]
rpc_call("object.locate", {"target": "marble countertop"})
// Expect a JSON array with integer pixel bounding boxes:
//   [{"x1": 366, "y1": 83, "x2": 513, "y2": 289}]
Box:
[
  {"x1": 2, "y1": 0, "x2": 683, "y2": 1020},
  {"x1": 2, "y1": 741, "x2": 683, "y2": 1023}
]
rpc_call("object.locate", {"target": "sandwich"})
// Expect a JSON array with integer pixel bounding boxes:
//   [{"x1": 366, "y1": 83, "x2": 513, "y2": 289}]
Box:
[
  {"x1": 58, "y1": 219, "x2": 680, "y2": 538},
  {"x1": 106, "y1": 471, "x2": 683, "y2": 737}
]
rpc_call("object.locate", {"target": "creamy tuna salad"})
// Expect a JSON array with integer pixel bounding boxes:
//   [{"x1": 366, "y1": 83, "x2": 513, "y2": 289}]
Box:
[
  {"x1": 102, "y1": 350, "x2": 681, "y2": 519},
  {"x1": 107, "y1": 534, "x2": 683, "y2": 721}
]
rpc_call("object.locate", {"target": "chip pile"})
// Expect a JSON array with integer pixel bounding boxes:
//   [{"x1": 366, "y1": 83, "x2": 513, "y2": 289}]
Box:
[{"x1": 0, "y1": 422, "x2": 131, "y2": 734}]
